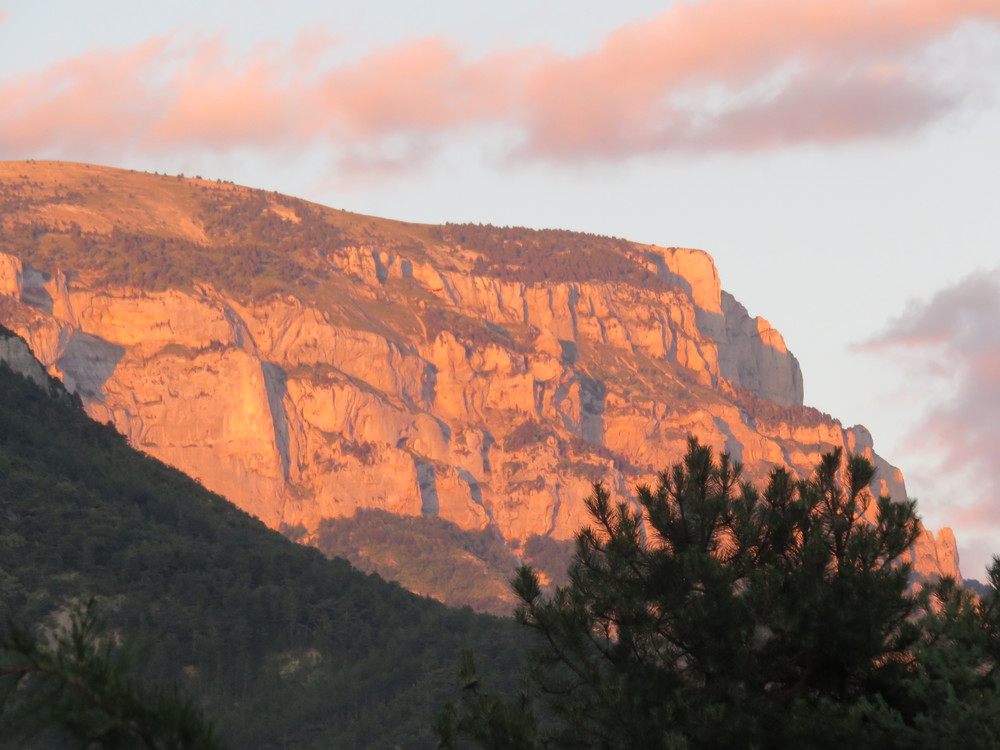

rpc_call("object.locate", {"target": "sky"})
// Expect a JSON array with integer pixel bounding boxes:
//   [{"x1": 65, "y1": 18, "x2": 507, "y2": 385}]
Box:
[{"x1": 1, "y1": 0, "x2": 999, "y2": 575}]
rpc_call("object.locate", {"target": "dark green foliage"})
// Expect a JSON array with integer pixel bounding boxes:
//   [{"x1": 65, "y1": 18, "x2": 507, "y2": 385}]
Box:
[
  {"x1": 873, "y1": 576, "x2": 1000, "y2": 749},
  {"x1": 440, "y1": 438, "x2": 1000, "y2": 749},
  {"x1": 0, "y1": 358, "x2": 526, "y2": 749},
  {"x1": 520, "y1": 537, "x2": 574, "y2": 589},
  {"x1": 0, "y1": 600, "x2": 223, "y2": 750}
]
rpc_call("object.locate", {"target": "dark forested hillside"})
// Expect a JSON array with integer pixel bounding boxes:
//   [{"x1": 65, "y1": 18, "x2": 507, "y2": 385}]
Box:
[{"x1": 0, "y1": 328, "x2": 525, "y2": 749}]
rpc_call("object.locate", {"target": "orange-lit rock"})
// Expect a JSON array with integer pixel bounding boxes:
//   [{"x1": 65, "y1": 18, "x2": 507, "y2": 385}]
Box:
[{"x1": 0, "y1": 161, "x2": 961, "y2": 586}]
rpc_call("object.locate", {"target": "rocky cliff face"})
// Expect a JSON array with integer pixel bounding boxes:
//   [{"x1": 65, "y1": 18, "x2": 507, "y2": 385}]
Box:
[
  {"x1": 0, "y1": 322, "x2": 52, "y2": 391},
  {"x1": 0, "y1": 161, "x2": 960, "y2": 594}
]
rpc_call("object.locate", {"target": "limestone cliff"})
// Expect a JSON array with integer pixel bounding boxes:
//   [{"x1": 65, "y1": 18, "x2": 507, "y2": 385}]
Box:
[
  {"x1": 0, "y1": 322, "x2": 52, "y2": 391},
  {"x1": 0, "y1": 161, "x2": 960, "y2": 594}
]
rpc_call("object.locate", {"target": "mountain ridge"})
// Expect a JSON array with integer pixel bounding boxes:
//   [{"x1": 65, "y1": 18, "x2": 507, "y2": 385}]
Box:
[{"x1": 0, "y1": 160, "x2": 960, "y2": 607}]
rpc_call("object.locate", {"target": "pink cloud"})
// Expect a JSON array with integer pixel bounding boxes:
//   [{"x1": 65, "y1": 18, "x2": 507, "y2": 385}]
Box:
[
  {"x1": 511, "y1": 0, "x2": 1000, "y2": 158},
  {"x1": 0, "y1": 0, "x2": 998, "y2": 171},
  {"x1": 865, "y1": 268, "x2": 1000, "y2": 575},
  {"x1": 149, "y1": 35, "x2": 307, "y2": 148},
  {"x1": 0, "y1": 35, "x2": 175, "y2": 157}
]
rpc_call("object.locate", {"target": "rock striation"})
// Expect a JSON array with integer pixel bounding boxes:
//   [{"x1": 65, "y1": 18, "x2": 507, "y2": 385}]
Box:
[{"x1": 0, "y1": 161, "x2": 960, "y2": 590}]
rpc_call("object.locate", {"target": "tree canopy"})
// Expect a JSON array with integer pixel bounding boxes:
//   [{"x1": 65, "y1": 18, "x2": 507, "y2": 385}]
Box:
[
  {"x1": 0, "y1": 600, "x2": 223, "y2": 750},
  {"x1": 439, "y1": 438, "x2": 1000, "y2": 749}
]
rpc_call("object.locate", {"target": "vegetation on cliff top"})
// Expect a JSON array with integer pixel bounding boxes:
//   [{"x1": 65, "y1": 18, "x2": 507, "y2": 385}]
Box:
[
  {"x1": 431, "y1": 222, "x2": 678, "y2": 288},
  {"x1": 0, "y1": 165, "x2": 685, "y2": 301}
]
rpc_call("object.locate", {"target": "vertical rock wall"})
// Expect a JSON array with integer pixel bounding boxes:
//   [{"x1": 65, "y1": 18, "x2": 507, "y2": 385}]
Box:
[{"x1": 0, "y1": 237, "x2": 960, "y2": 583}]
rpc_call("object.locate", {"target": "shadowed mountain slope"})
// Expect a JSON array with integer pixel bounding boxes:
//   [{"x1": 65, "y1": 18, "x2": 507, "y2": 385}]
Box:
[{"x1": 0, "y1": 325, "x2": 524, "y2": 749}]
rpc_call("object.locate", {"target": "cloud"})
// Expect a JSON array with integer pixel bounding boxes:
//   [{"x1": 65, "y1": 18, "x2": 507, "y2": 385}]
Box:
[
  {"x1": 0, "y1": 0, "x2": 998, "y2": 172},
  {"x1": 864, "y1": 268, "x2": 1000, "y2": 575},
  {"x1": 509, "y1": 0, "x2": 999, "y2": 159}
]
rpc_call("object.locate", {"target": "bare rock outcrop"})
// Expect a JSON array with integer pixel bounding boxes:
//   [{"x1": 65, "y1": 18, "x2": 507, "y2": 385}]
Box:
[
  {"x1": 0, "y1": 162, "x2": 961, "y2": 591},
  {"x1": 0, "y1": 322, "x2": 51, "y2": 390}
]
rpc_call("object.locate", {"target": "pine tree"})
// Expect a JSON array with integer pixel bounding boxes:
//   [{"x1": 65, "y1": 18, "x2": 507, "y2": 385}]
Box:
[
  {"x1": 0, "y1": 600, "x2": 224, "y2": 750},
  {"x1": 438, "y1": 438, "x2": 1000, "y2": 749}
]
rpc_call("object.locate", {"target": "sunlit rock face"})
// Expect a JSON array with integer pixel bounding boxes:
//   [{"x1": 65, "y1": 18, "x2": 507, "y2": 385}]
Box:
[{"x1": 0, "y1": 161, "x2": 960, "y2": 585}]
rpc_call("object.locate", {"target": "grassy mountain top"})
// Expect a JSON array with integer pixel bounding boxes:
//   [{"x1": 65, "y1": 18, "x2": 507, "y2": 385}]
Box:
[
  {"x1": 0, "y1": 160, "x2": 427, "y2": 245},
  {"x1": 0, "y1": 160, "x2": 670, "y2": 300},
  {"x1": 0, "y1": 160, "x2": 425, "y2": 298}
]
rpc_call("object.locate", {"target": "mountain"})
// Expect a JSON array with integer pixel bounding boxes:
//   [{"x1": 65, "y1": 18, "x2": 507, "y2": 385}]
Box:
[
  {"x1": 0, "y1": 160, "x2": 960, "y2": 610},
  {"x1": 0, "y1": 324, "x2": 524, "y2": 749}
]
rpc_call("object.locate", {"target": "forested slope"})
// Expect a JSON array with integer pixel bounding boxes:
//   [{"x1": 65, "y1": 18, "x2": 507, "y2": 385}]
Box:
[{"x1": 0, "y1": 326, "x2": 525, "y2": 749}]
